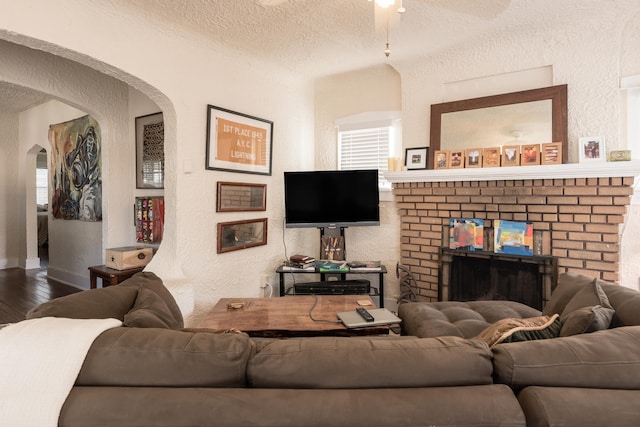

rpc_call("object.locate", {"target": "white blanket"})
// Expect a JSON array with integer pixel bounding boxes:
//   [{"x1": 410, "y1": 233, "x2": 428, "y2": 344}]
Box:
[{"x1": 0, "y1": 317, "x2": 122, "y2": 427}]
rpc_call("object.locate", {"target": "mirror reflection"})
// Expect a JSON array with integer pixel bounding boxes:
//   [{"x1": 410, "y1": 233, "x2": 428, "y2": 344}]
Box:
[
  {"x1": 441, "y1": 99, "x2": 552, "y2": 150},
  {"x1": 429, "y1": 85, "x2": 567, "y2": 169}
]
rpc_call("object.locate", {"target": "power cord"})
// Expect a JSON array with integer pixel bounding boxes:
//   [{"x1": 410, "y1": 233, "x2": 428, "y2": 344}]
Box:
[{"x1": 308, "y1": 294, "x2": 342, "y2": 324}]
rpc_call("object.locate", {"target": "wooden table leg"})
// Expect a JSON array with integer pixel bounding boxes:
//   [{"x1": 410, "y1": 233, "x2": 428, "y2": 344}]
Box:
[{"x1": 90, "y1": 272, "x2": 97, "y2": 289}]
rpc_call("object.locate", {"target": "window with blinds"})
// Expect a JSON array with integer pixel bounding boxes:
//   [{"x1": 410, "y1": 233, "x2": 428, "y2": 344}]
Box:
[
  {"x1": 338, "y1": 126, "x2": 391, "y2": 189},
  {"x1": 36, "y1": 168, "x2": 48, "y2": 206}
]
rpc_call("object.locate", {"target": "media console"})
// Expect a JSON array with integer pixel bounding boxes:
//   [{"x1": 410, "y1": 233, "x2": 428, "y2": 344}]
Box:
[{"x1": 275, "y1": 265, "x2": 387, "y2": 308}]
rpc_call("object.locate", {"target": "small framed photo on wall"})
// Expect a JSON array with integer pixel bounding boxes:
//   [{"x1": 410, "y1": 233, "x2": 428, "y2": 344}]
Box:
[
  {"x1": 578, "y1": 136, "x2": 605, "y2": 163},
  {"x1": 541, "y1": 142, "x2": 563, "y2": 165},
  {"x1": 483, "y1": 147, "x2": 501, "y2": 167},
  {"x1": 449, "y1": 150, "x2": 464, "y2": 169},
  {"x1": 465, "y1": 148, "x2": 482, "y2": 168},
  {"x1": 502, "y1": 145, "x2": 520, "y2": 166},
  {"x1": 434, "y1": 150, "x2": 449, "y2": 170},
  {"x1": 521, "y1": 144, "x2": 541, "y2": 166}
]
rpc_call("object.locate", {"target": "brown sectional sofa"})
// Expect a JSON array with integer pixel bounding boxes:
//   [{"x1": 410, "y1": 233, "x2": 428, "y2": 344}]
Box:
[
  {"x1": 22, "y1": 271, "x2": 640, "y2": 426},
  {"x1": 400, "y1": 272, "x2": 640, "y2": 426}
]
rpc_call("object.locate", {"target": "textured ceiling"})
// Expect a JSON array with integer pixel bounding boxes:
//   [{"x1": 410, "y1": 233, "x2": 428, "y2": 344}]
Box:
[
  {"x1": 0, "y1": 0, "x2": 618, "y2": 111},
  {"x1": 0, "y1": 82, "x2": 49, "y2": 113}
]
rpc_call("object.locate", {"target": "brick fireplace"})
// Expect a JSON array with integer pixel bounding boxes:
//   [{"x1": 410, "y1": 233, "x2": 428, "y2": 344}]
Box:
[{"x1": 388, "y1": 163, "x2": 638, "y2": 303}]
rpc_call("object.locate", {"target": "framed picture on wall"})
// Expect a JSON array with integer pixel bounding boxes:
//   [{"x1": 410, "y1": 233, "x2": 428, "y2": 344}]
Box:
[
  {"x1": 405, "y1": 147, "x2": 428, "y2": 170},
  {"x1": 578, "y1": 136, "x2": 605, "y2": 163},
  {"x1": 206, "y1": 105, "x2": 273, "y2": 175},
  {"x1": 217, "y1": 218, "x2": 268, "y2": 253},
  {"x1": 135, "y1": 112, "x2": 164, "y2": 189},
  {"x1": 216, "y1": 182, "x2": 267, "y2": 212}
]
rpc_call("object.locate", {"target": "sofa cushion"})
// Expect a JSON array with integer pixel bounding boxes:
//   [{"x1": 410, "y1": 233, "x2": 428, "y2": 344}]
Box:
[
  {"x1": 123, "y1": 288, "x2": 179, "y2": 329},
  {"x1": 542, "y1": 272, "x2": 596, "y2": 316},
  {"x1": 26, "y1": 284, "x2": 138, "y2": 321},
  {"x1": 560, "y1": 304, "x2": 615, "y2": 337},
  {"x1": 474, "y1": 314, "x2": 560, "y2": 348},
  {"x1": 247, "y1": 336, "x2": 494, "y2": 388},
  {"x1": 559, "y1": 279, "x2": 614, "y2": 336},
  {"x1": 120, "y1": 272, "x2": 184, "y2": 328},
  {"x1": 597, "y1": 279, "x2": 640, "y2": 327},
  {"x1": 76, "y1": 327, "x2": 254, "y2": 387},
  {"x1": 398, "y1": 300, "x2": 541, "y2": 338},
  {"x1": 518, "y1": 387, "x2": 640, "y2": 427},
  {"x1": 493, "y1": 326, "x2": 640, "y2": 391}
]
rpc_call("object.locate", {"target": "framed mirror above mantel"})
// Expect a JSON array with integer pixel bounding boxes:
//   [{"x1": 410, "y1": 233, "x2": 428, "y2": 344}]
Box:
[{"x1": 429, "y1": 85, "x2": 568, "y2": 169}]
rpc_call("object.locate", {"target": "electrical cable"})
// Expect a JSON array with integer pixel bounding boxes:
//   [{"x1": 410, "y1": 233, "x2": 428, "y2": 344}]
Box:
[{"x1": 308, "y1": 294, "x2": 342, "y2": 324}]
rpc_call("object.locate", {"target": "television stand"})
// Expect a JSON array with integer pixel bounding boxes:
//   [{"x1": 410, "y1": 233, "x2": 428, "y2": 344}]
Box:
[{"x1": 275, "y1": 264, "x2": 387, "y2": 308}]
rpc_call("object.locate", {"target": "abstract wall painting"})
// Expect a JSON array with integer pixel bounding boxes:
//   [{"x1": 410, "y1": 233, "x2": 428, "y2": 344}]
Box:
[{"x1": 49, "y1": 115, "x2": 102, "y2": 222}]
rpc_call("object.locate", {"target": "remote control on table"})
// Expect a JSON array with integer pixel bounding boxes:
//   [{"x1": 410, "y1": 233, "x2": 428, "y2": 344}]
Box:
[{"x1": 356, "y1": 307, "x2": 375, "y2": 322}]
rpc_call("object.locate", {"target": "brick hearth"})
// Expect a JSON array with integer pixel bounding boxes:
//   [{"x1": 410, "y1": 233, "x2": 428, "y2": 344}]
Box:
[{"x1": 392, "y1": 176, "x2": 634, "y2": 301}]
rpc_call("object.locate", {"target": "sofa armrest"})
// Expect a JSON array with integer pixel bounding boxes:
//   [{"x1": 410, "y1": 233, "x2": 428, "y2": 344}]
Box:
[{"x1": 493, "y1": 326, "x2": 640, "y2": 391}]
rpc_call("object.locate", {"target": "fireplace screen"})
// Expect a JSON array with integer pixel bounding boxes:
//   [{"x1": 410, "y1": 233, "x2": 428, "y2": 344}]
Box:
[{"x1": 440, "y1": 249, "x2": 557, "y2": 310}]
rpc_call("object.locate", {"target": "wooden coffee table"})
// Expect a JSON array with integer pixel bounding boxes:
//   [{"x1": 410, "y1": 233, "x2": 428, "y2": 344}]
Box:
[{"x1": 195, "y1": 295, "x2": 389, "y2": 337}]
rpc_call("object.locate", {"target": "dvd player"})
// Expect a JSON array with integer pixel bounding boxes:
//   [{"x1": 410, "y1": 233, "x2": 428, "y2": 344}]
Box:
[{"x1": 294, "y1": 279, "x2": 370, "y2": 295}]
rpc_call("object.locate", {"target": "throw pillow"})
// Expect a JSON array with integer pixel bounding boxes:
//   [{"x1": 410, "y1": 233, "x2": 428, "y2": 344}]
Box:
[
  {"x1": 559, "y1": 279, "x2": 615, "y2": 337},
  {"x1": 542, "y1": 272, "x2": 597, "y2": 316},
  {"x1": 123, "y1": 288, "x2": 179, "y2": 329},
  {"x1": 560, "y1": 305, "x2": 616, "y2": 337},
  {"x1": 474, "y1": 314, "x2": 560, "y2": 348}
]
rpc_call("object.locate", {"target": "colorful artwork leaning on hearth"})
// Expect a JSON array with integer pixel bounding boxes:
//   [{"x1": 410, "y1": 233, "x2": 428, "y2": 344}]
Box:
[
  {"x1": 49, "y1": 115, "x2": 102, "y2": 222},
  {"x1": 494, "y1": 220, "x2": 533, "y2": 256},
  {"x1": 449, "y1": 218, "x2": 484, "y2": 251}
]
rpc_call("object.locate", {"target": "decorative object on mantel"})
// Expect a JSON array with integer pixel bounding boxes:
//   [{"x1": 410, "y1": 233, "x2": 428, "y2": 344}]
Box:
[
  {"x1": 502, "y1": 145, "x2": 520, "y2": 166},
  {"x1": 483, "y1": 147, "x2": 501, "y2": 167},
  {"x1": 541, "y1": 142, "x2": 563, "y2": 165},
  {"x1": 609, "y1": 150, "x2": 632, "y2": 162},
  {"x1": 449, "y1": 149, "x2": 464, "y2": 169},
  {"x1": 434, "y1": 150, "x2": 449, "y2": 170},
  {"x1": 578, "y1": 136, "x2": 606, "y2": 163},
  {"x1": 404, "y1": 147, "x2": 428, "y2": 170},
  {"x1": 494, "y1": 220, "x2": 534, "y2": 256},
  {"x1": 521, "y1": 143, "x2": 541, "y2": 165},
  {"x1": 465, "y1": 148, "x2": 482, "y2": 168},
  {"x1": 206, "y1": 105, "x2": 273, "y2": 176}
]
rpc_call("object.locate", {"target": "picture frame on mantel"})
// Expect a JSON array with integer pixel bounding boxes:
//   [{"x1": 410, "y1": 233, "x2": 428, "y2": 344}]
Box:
[
  {"x1": 206, "y1": 105, "x2": 273, "y2": 176},
  {"x1": 405, "y1": 147, "x2": 428, "y2": 170},
  {"x1": 135, "y1": 112, "x2": 164, "y2": 189},
  {"x1": 578, "y1": 136, "x2": 605, "y2": 163}
]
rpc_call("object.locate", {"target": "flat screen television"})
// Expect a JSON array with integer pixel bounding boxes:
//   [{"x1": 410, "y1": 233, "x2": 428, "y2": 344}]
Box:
[{"x1": 284, "y1": 169, "x2": 380, "y2": 228}]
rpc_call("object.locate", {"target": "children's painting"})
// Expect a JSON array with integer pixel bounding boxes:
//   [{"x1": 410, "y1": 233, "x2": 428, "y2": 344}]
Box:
[
  {"x1": 494, "y1": 220, "x2": 533, "y2": 256},
  {"x1": 49, "y1": 115, "x2": 102, "y2": 221},
  {"x1": 449, "y1": 218, "x2": 484, "y2": 250}
]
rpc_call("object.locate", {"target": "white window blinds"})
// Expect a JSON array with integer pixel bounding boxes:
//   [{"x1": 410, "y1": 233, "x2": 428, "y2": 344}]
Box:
[{"x1": 339, "y1": 126, "x2": 391, "y2": 189}]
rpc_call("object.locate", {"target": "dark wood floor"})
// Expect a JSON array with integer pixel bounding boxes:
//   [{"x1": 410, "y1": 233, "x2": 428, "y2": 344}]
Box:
[{"x1": 0, "y1": 247, "x2": 81, "y2": 324}]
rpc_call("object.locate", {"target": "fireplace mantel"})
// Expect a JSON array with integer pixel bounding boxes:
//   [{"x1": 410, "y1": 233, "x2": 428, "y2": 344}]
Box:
[{"x1": 385, "y1": 160, "x2": 640, "y2": 183}]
